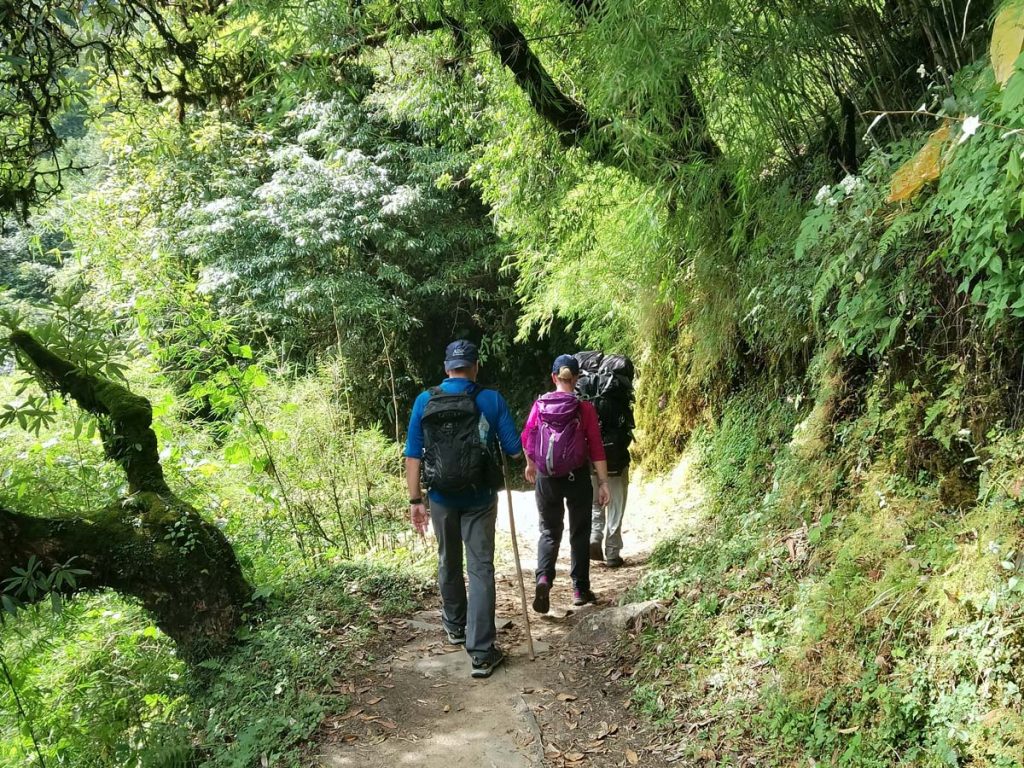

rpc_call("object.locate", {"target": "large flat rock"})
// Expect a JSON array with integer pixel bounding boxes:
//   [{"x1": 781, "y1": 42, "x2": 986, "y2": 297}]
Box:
[{"x1": 566, "y1": 601, "x2": 664, "y2": 646}]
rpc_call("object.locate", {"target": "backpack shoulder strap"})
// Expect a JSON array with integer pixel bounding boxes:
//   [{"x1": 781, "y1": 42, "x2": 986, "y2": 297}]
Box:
[{"x1": 470, "y1": 383, "x2": 498, "y2": 406}]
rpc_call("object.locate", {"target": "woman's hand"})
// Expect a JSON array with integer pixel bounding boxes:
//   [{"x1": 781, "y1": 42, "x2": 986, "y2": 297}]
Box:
[{"x1": 524, "y1": 460, "x2": 537, "y2": 484}]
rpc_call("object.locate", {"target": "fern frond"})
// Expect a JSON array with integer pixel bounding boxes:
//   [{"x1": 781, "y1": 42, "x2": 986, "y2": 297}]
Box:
[
  {"x1": 811, "y1": 252, "x2": 849, "y2": 317},
  {"x1": 877, "y1": 209, "x2": 928, "y2": 260}
]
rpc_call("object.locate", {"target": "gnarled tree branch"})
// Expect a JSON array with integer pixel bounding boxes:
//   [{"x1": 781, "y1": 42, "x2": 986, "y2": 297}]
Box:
[
  {"x1": 2, "y1": 332, "x2": 251, "y2": 660},
  {"x1": 11, "y1": 330, "x2": 169, "y2": 496},
  {"x1": 479, "y1": 7, "x2": 603, "y2": 148},
  {"x1": 0, "y1": 497, "x2": 250, "y2": 661},
  {"x1": 476, "y1": 2, "x2": 724, "y2": 180}
]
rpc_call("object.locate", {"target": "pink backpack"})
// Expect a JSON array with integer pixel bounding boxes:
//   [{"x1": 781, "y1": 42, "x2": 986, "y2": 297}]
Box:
[{"x1": 527, "y1": 392, "x2": 588, "y2": 477}]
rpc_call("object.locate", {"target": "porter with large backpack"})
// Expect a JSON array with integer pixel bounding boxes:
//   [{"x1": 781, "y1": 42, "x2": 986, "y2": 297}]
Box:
[{"x1": 574, "y1": 352, "x2": 635, "y2": 473}]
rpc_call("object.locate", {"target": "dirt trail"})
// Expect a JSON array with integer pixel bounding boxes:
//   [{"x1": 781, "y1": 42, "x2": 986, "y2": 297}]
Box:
[{"x1": 319, "y1": 464, "x2": 701, "y2": 768}]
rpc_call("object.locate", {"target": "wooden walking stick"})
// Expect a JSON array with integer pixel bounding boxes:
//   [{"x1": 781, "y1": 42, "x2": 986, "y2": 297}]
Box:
[{"x1": 500, "y1": 448, "x2": 536, "y2": 661}]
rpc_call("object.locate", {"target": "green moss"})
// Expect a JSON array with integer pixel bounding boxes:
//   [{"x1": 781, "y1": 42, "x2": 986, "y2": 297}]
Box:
[{"x1": 628, "y1": 370, "x2": 1024, "y2": 767}]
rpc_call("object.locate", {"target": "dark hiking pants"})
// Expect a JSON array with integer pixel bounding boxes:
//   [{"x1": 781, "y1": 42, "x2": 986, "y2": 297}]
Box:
[
  {"x1": 534, "y1": 468, "x2": 592, "y2": 591},
  {"x1": 429, "y1": 498, "x2": 498, "y2": 662}
]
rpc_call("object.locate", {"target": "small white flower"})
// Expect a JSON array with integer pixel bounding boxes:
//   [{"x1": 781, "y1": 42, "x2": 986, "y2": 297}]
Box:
[
  {"x1": 196, "y1": 266, "x2": 237, "y2": 295},
  {"x1": 380, "y1": 185, "x2": 421, "y2": 216},
  {"x1": 916, "y1": 103, "x2": 927, "y2": 113},
  {"x1": 838, "y1": 174, "x2": 863, "y2": 196},
  {"x1": 202, "y1": 197, "x2": 237, "y2": 216},
  {"x1": 917, "y1": 64, "x2": 928, "y2": 79},
  {"x1": 814, "y1": 184, "x2": 832, "y2": 205},
  {"x1": 959, "y1": 115, "x2": 981, "y2": 144}
]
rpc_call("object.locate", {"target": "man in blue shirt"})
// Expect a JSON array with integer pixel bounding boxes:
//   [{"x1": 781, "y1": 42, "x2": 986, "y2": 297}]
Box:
[{"x1": 405, "y1": 339, "x2": 522, "y2": 678}]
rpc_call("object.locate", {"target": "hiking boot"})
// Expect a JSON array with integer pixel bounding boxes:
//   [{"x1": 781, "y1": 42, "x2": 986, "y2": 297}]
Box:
[
  {"x1": 471, "y1": 648, "x2": 506, "y2": 679},
  {"x1": 605, "y1": 556, "x2": 624, "y2": 568},
  {"x1": 445, "y1": 625, "x2": 466, "y2": 645},
  {"x1": 533, "y1": 577, "x2": 550, "y2": 614},
  {"x1": 589, "y1": 540, "x2": 604, "y2": 561},
  {"x1": 573, "y1": 588, "x2": 598, "y2": 606}
]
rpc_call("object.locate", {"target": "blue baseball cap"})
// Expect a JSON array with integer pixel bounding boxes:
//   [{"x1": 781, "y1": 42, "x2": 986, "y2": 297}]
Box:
[
  {"x1": 552, "y1": 354, "x2": 580, "y2": 376},
  {"x1": 444, "y1": 339, "x2": 479, "y2": 370}
]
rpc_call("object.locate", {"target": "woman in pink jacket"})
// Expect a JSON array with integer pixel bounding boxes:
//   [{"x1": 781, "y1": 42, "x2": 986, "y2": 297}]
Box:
[{"x1": 522, "y1": 355, "x2": 610, "y2": 611}]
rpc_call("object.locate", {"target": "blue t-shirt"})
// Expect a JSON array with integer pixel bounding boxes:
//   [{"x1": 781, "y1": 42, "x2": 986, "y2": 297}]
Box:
[{"x1": 405, "y1": 378, "x2": 523, "y2": 507}]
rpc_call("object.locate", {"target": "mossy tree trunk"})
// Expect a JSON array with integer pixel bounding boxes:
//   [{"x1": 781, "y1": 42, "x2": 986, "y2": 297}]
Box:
[{"x1": 1, "y1": 331, "x2": 251, "y2": 661}]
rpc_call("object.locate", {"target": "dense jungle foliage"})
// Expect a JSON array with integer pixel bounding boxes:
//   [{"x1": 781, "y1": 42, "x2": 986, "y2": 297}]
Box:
[{"x1": 2, "y1": 0, "x2": 1024, "y2": 765}]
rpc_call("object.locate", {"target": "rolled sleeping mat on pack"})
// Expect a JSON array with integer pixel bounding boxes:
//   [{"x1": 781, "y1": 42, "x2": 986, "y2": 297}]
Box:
[
  {"x1": 599, "y1": 353, "x2": 634, "y2": 380},
  {"x1": 574, "y1": 350, "x2": 604, "y2": 374}
]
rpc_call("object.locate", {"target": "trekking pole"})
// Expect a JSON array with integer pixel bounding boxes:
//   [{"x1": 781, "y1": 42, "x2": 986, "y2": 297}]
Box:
[{"x1": 500, "y1": 448, "x2": 536, "y2": 661}]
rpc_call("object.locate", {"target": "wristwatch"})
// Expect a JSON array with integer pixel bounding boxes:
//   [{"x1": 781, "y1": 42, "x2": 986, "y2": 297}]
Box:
[{"x1": 409, "y1": 497, "x2": 423, "y2": 505}]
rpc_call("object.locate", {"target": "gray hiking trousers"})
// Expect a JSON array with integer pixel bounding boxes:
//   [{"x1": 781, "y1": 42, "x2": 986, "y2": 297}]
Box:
[
  {"x1": 429, "y1": 497, "x2": 498, "y2": 661},
  {"x1": 591, "y1": 469, "x2": 629, "y2": 560}
]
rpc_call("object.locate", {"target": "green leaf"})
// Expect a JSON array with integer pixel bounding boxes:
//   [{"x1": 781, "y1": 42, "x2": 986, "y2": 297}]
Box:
[
  {"x1": 224, "y1": 441, "x2": 252, "y2": 464},
  {"x1": 1008, "y1": 150, "x2": 1022, "y2": 181},
  {"x1": 252, "y1": 584, "x2": 274, "y2": 601},
  {"x1": 1004, "y1": 70, "x2": 1024, "y2": 113},
  {"x1": 52, "y1": 7, "x2": 78, "y2": 28},
  {"x1": 1, "y1": 54, "x2": 29, "y2": 68}
]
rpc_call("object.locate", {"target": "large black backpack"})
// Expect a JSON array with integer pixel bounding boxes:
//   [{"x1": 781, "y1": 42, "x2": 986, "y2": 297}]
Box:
[
  {"x1": 421, "y1": 386, "x2": 501, "y2": 494},
  {"x1": 574, "y1": 352, "x2": 635, "y2": 473}
]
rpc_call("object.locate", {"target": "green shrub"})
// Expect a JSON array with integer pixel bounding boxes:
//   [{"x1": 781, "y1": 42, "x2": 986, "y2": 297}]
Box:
[{"x1": 1, "y1": 560, "x2": 428, "y2": 767}]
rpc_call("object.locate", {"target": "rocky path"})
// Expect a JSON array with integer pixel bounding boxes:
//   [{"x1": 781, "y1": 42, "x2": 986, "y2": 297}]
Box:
[{"x1": 319, "y1": 465, "x2": 701, "y2": 768}]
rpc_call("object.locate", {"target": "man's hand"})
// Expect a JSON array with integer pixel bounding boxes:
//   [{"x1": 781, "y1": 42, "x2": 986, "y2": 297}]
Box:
[
  {"x1": 405, "y1": 457, "x2": 428, "y2": 535},
  {"x1": 597, "y1": 481, "x2": 610, "y2": 507},
  {"x1": 410, "y1": 503, "x2": 429, "y2": 536}
]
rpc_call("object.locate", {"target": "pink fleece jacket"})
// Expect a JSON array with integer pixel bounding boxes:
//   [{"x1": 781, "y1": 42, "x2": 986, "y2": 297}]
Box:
[{"x1": 521, "y1": 397, "x2": 606, "y2": 464}]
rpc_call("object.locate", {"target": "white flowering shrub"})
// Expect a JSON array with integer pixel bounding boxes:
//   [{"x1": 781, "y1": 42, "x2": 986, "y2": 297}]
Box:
[
  {"x1": 67, "y1": 94, "x2": 526, "y2": 420},
  {"x1": 172, "y1": 99, "x2": 500, "y2": 363}
]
